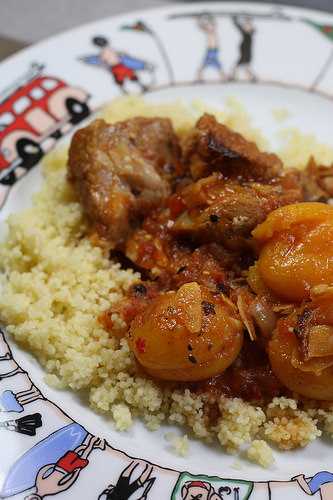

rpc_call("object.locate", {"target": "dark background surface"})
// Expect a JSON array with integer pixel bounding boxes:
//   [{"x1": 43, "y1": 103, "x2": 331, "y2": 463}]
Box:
[{"x1": 0, "y1": 0, "x2": 332, "y2": 61}]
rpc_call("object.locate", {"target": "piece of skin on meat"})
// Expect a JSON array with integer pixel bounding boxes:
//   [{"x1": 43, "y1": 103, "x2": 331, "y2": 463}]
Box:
[
  {"x1": 171, "y1": 173, "x2": 302, "y2": 251},
  {"x1": 67, "y1": 117, "x2": 183, "y2": 245},
  {"x1": 184, "y1": 113, "x2": 283, "y2": 181}
]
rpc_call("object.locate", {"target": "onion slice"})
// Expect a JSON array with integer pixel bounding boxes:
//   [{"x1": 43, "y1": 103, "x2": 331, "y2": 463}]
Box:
[
  {"x1": 249, "y1": 299, "x2": 277, "y2": 337},
  {"x1": 236, "y1": 289, "x2": 256, "y2": 341}
]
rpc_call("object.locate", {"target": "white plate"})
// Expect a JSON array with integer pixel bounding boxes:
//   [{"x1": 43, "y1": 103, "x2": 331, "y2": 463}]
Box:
[{"x1": 1, "y1": 2, "x2": 333, "y2": 499}]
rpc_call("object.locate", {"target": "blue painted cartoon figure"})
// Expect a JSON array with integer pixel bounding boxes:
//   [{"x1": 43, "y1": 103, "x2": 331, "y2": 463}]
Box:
[
  {"x1": 80, "y1": 36, "x2": 155, "y2": 93},
  {"x1": 1, "y1": 422, "x2": 105, "y2": 498},
  {"x1": 293, "y1": 472, "x2": 333, "y2": 499},
  {"x1": 24, "y1": 434, "x2": 105, "y2": 500},
  {"x1": 0, "y1": 385, "x2": 42, "y2": 413},
  {"x1": 197, "y1": 14, "x2": 226, "y2": 82}
]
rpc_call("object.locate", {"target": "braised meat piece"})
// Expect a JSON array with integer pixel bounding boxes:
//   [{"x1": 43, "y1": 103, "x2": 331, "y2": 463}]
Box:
[
  {"x1": 171, "y1": 173, "x2": 302, "y2": 250},
  {"x1": 184, "y1": 113, "x2": 283, "y2": 181},
  {"x1": 67, "y1": 117, "x2": 183, "y2": 244},
  {"x1": 125, "y1": 207, "x2": 233, "y2": 290}
]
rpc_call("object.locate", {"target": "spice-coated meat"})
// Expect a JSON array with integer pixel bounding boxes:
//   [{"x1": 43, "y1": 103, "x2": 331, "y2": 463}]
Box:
[
  {"x1": 184, "y1": 113, "x2": 283, "y2": 181},
  {"x1": 125, "y1": 207, "x2": 233, "y2": 290},
  {"x1": 67, "y1": 117, "x2": 183, "y2": 244},
  {"x1": 171, "y1": 173, "x2": 302, "y2": 250}
]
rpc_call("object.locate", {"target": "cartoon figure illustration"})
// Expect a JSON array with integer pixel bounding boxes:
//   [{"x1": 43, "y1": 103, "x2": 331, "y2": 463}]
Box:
[
  {"x1": 0, "y1": 330, "x2": 12, "y2": 356},
  {"x1": 172, "y1": 473, "x2": 254, "y2": 500},
  {"x1": 231, "y1": 15, "x2": 256, "y2": 81},
  {"x1": 0, "y1": 352, "x2": 11, "y2": 361},
  {"x1": 23, "y1": 434, "x2": 105, "y2": 500},
  {"x1": 197, "y1": 14, "x2": 226, "y2": 82},
  {"x1": 1, "y1": 421, "x2": 93, "y2": 497},
  {"x1": 0, "y1": 332, "x2": 25, "y2": 379},
  {"x1": 98, "y1": 460, "x2": 156, "y2": 500},
  {"x1": 0, "y1": 413, "x2": 42, "y2": 436},
  {"x1": 0, "y1": 331, "x2": 23, "y2": 379},
  {"x1": 181, "y1": 480, "x2": 223, "y2": 500},
  {"x1": 0, "y1": 332, "x2": 22, "y2": 379},
  {"x1": 0, "y1": 324, "x2": 333, "y2": 500},
  {"x1": 0, "y1": 385, "x2": 42, "y2": 413},
  {"x1": 121, "y1": 20, "x2": 175, "y2": 85},
  {"x1": 174, "y1": 470, "x2": 333, "y2": 499},
  {"x1": 80, "y1": 36, "x2": 155, "y2": 93},
  {"x1": 0, "y1": 365, "x2": 24, "y2": 381},
  {"x1": 293, "y1": 472, "x2": 333, "y2": 499},
  {"x1": 0, "y1": 63, "x2": 90, "y2": 208}
]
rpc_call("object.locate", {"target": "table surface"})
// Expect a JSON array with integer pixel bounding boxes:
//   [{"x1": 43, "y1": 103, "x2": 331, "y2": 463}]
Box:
[{"x1": 1, "y1": 0, "x2": 333, "y2": 60}]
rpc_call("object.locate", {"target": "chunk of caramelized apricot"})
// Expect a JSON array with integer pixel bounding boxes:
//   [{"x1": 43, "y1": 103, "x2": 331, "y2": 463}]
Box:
[
  {"x1": 269, "y1": 312, "x2": 333, "y2": 401},
  {"x1": 252, "y1": 202, "x2": 333, "y2": 301},
  {"x1": 127, "y1": 282, "x2": 244, "y2": 381}
]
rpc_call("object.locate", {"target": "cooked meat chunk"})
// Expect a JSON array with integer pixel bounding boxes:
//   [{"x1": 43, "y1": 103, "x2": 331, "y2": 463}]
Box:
[
  {"x1": 184, "y1": 113, "x2": 283, "y2": 181},
  {"x1": 171, "y1": 173, "x2": 302, "y2": 250},
  {"x1": 125, "y1": 207, "x2": 233, "y2": 290},
  {"x1": 301, "y1": 158, "x2": 333, "y2": 202},
  {"x1": 68, "y1": 117, "x2": 183, "y2": 244}
]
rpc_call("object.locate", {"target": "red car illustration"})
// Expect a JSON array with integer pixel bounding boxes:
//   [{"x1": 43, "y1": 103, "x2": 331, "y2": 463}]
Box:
[{"x1": 0, "y1": 63, "x2": 90, "y2": 186}]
